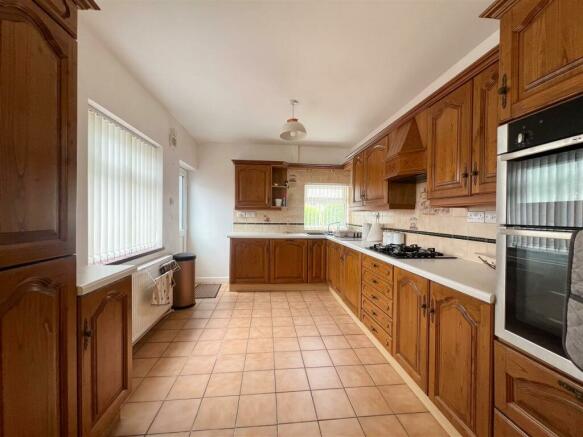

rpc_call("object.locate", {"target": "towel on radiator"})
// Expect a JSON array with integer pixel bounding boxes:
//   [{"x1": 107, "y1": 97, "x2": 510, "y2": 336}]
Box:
[{"x1": 152, "y1": 271, "x2": 173, "y2": 305}]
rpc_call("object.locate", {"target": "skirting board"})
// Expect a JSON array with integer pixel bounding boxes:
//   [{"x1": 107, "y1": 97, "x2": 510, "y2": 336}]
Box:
[
  {"x1": 227, "y1": 283, "x2": 329, "y2": 292},
  {"x1": 196, "y1": 276, "x2": 229, "y2": 284},
  {"x1": 328, "y1": 286, "x2": 463, "y2": 437}
]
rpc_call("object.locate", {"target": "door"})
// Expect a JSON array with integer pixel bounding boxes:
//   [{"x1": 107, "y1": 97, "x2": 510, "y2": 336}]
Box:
[
  {"x1": 0, "y1": 3, "x2": 77, "y2": 269},
  {"x1": 178, "y1": 167, "x2": 188, "y2": 252},
  {"x1": 327, "y1": 242, "x2": 340, "y2": 292},
  {"x1": 392, "y1": 268, "x2": 429, "y2": 392},
  {"x1": 471, "y1": 62, "x2": 498, "y2": 195},
  {"x1": 79, "y1": 276, "x2": 132, "y2": 437},
  {"x1": 308, "y1": 239, "x2": 327, "y2": 283},
  {"x1": 498, "y1": 0, "x2": 583, "y2": 121},
  {"x1": 234, "y1": 164, "x2": 271, "y2": 209},
  {"x1": 363, "y1": 138, "x2": 388, "y2": 207},
  {"x1": 0, "y1": 256, "x2": 76, "y2": 437},
  {"x1": 270, "y1": 239, "x2": 308, "y2": 283},
  {"x1": 350, "y1": 153, "x2": 365, "y2": 207},
  {"x1": 429, "y1": 283, "x2": 493, "y2": 437},
  {"x1": 427, "y1": 81, "x2": 473, "y2": 200},
  {"x1": 494, "y1": 341, "x2": 583, "y2": 437},
  {"x1": 341, "y1": 248, "x2": 361, "y2": 315},
  {"x1": 230, "y1": 239, "x2": 270, "y2": 283}
]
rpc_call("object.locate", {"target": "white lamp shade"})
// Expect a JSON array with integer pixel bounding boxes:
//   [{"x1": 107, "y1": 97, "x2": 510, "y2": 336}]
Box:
[{"x1": 280, "y1": 118, "x2": 307, "y2": 141}]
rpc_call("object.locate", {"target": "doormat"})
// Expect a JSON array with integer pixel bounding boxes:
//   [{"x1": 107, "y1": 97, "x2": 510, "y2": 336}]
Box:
[{"x1": 195, "y1": 284, "x2": 221, "y2": 299}]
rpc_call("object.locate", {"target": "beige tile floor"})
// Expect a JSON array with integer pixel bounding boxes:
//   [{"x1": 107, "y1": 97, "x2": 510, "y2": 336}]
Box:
[{"x1": 112, "y1": 288, "x2": 449, "y2": 437}]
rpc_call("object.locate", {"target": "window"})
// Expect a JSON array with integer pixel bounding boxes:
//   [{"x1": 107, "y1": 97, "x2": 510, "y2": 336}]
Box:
[
  {"x1": 88, "y1": 105, "x2": 163, "y2": 264},
  {"x1": 304, "y1": 184, "x2": 348, "y2": 230}
]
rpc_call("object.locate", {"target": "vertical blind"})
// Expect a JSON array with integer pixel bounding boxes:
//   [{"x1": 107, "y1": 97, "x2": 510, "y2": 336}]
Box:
[
  {"x1": 304, "y1": 184, "x2": 348, "y2": 229},
  {"x1": 88, "y1": 107, "x2": 163, "y2": 264}
]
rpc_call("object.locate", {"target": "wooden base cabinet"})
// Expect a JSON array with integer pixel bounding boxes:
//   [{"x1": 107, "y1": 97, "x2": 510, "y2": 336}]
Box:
[
  {"x1": 308, "y1": 239, "x2": 327, "y2": 283},
  {"x1": 327, "y1": 242, "x2": 361, "y2": 316},
  {"x1": 494, "y1": 340, "x2": 583, "y2": 437},
  {"x1": 270, "y1": 239, "x2": 308, "y2": 283},
  {"x1": 79, "y1": 276, "x2": 132, "y2": 437},
  {"x1": 0, "y1": 256, "x2": 77, "y2": 437},
  {"x1": 230, "y1": 239, "x2": 270, "y2": 283}
]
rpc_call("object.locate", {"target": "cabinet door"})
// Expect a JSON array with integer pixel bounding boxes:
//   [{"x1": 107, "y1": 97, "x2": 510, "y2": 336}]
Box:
[
  {"x1": 0, "y1": 256, "x2": 76, "y2": 437},
  {"x1": 428, "y1": 283, "x2": 493, "y2": 437},
  {"x1": 471, "y1": 62, "x2": 498, "y2": 196},
  {"x1": 328, "y1": 242, "x2": 341, "y2": 293},
  {"x1": 0, "y1": 3, "x2": 77, "y2": 269},
  {"x1": 341, "y1": 248, "x2": 361, "y2": 315},
  {"x1": 230, "y1": 239, "x2": 270, "y2": 283},
  {"x1": 392, "y1": 268, "x2": 429, "y2": 392},
  {"x1": 498, "y1": 0, "x2": 583, "y2": 121},
  {"x1": 308, "y1": 239, "x2": 327, "y2": 283},
  {"x1": 79, "y1": 276, "x2": 132, "y2": 437},
  {"x1": 494, "y1": 410, "x2": 528, "y2": 437},
  {"x1": 494, "y1": 340, "x2": 583, "y2": 437},
  {"x1": 234, "y1": 164, "x2": 271, "y2": 209},
  {"x1": 270, "y1": 239, "x2": 308, "y2": 283},
  {"x1": 427, "y1": 81, "x2": 473, "y2": 200},
  {"x1": 350, "y1": 153, "x2": 365, "y2": 207},
  {"x1": 363, "y1": 138, "x2": 388, "y2": 207}
]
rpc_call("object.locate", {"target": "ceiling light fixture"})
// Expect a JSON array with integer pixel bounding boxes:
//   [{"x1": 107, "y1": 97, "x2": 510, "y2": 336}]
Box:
[{"x1": 280, "y1": 99, "x2": 307, "y2": 141}]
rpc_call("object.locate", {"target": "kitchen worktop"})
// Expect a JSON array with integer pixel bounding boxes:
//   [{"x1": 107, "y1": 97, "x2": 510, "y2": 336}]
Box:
[
  {"x1": 228, "y1": 231, "x2": 497, "y2": 303},
  {"x1": 77, "y1": 263, "x2": 137, "y2": 296}
]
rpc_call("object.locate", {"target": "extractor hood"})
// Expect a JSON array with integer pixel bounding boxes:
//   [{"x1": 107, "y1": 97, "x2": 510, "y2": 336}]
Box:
[{"x1": 385, "y1": 118, "x2": 426, "y2": 180}]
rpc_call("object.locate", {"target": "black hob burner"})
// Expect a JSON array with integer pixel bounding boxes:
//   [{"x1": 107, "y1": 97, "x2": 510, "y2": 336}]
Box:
[{"x1": 368, "y1": 243, "x2": 456, "y2": 259}]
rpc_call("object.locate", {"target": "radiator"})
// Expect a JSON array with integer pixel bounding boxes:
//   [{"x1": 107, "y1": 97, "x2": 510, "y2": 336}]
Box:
[{"x1": 132, "y1": 255, "x2": 173, "y2": 343}]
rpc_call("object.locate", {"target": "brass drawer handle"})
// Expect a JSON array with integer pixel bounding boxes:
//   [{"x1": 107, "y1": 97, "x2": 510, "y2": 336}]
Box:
[
  {"x1": 559, "y1": 380, "x2": 583, "y2": 402},
  {"x1": 371, "y1": 295, "x2": 378, "y2": 300},
  {"x1": 371, "y1": 326, "x2": 377, "y2": 333},
  {"x1": 372, "y1": 279, "x2": 378, "y2": 284},
  {"x1": 373, "y1": 263, "x2": 378, "y2": 268}
]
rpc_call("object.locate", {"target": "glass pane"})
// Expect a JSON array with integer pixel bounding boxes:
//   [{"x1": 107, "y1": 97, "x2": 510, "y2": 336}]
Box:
[
  {"x1": 507, "y1": 147, "x2": 583, "y2": 228},
  {"x1": 304, "y1": 184, "x2": 348, "y2": 230},
  {"x1": 505, "y1": 235, "x2": 569, "y2": 356}
]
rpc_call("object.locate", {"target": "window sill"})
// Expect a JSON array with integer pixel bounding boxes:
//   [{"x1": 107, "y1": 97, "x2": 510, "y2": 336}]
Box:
[{"x1": 107, "y1": 247, "x2": 165, "y2": 265}]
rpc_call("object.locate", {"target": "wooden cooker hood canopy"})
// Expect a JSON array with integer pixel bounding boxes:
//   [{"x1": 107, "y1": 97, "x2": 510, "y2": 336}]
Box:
[{"x1": 385, "y1": 118, "x2": 426, "y2": 180}]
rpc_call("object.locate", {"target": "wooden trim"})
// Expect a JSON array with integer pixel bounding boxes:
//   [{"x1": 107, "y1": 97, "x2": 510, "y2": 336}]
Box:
[
  {"x1": 480, "y1": 0, "x2": 519, "y2": 19},
  {"x1": 73, "y1": 0, "x2": 101, "y2": 10},
  {"x1": 231, "y1": 160, "x2": 345, "y2": 170},
  {"x1": 428, "y1": 192, "x2": 496, "y2": 207},
  {"x1": 232, "y1": 159, "x2": 286, "y2": 166},
  {"x1": 345, "y1": 47, "x2": 499, "y2": 163},
  {"x1": 287, "y1": 162, "x2": 345, "y2": 170}
]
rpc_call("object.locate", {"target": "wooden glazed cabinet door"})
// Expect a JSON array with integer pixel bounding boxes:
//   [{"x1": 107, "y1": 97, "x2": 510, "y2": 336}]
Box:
[
  {"x1": 494, "y1": 340, "x2": 583, "y2": 437},
  {"x1": 234, "y1": 164, "x2": 271, "y2": 209},
  {"x1": 392, "y1": 268, "x2": 429, "y2": 392},
  {"x1": 0, "y1": 256, "x2": 76, "y2": 437},
  {"x1": 270, "y1": 239, "x2": 308, "y2": 283},
  {"x1": 363, "y1": 137, "x2": 388, "y2": 208},
  {"x1": 471, "y1": 62, "x2": 498, "y2": 196},
  {"x1": 350, "y1": 153, "x2": 365, "y2": 207},
  {"x1": 308, "y1": 239, "x2": 327, "y2": 283},
  {"x1": 79, "y1": 277, "x2": 132, "y2": 437},
  {"x1": 341, "y1": 248, "x2": 361, "y2": 315},
  {"x1": 230, "y1": 239, "x2": 270, "y2": 283},
  {"x1": 427, "y1": 81, "x2": 473, "y2": 200},
  {"x1": 0, "y1": 3, "x2": 77, "y2": 269},
  {"x1": 498, "y1": 0, "x2": 583, "y2": 121},
  {"x1": 428, "y1": 283, "x2": 493, "y2": 437}
]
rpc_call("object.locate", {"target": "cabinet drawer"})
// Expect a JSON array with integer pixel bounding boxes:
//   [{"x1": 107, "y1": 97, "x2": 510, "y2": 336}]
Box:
[
  {"x1": 495, "y1": 341, "x2": 583, "y2": 437},
  {"x1": 362, "y1": 283, "x2": 392, "y2": 315},
  {"x1": 494, "y1": 410, "x2": 528, "y2": 437},
  {"x1": 361, "y1": 311, "x2": 392, "y2": 353},
  {"x1": 363, "y1": 268, "x2": 392, "y2": 295},
  {"x1": 362, "y1": 255, "x2": 393, "y2": 280},
  {"x1": 362, "y1": 297, "x2": 392, "y2": 336}
]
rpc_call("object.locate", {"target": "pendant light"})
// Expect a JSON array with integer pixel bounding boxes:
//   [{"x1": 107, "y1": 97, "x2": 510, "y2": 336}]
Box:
[{"x1": 280, "y1": 99, "x2": 307, "y2": 141}]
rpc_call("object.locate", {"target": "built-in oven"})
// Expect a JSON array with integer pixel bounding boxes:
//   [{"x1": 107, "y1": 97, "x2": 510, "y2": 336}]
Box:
[{"x1": 497, "y1": 94, "x2": 583, "y2": 381}]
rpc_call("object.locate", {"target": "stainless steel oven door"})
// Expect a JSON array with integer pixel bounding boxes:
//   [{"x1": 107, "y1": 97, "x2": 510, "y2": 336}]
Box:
[{"x1": 496, "y1": 227, "x2": 583, "y2": 381}]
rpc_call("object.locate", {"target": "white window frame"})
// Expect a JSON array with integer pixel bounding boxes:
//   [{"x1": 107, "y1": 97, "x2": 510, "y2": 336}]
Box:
[
  {"x1": 179, "y1": 166, "x2": 188, "y2": 252},
  {"x1": 304, "y1": 183, "x2": 349, "y2": 231}
]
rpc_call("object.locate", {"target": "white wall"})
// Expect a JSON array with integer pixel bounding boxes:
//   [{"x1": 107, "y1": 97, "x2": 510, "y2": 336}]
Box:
[
  {"x1": 191, "y1": 143, "x2": 348, "y2": 282},
  {"x1": 77, "y1": 21, "x2": 197, "y2": 268}
]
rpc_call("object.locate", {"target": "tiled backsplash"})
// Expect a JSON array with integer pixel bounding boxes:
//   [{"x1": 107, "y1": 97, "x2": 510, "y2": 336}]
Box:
[
  {"x1": 350, "y1": 182, "x2": 496, "y2": 263},
  {"x1": 233, "y1": 167, "x2": 351, "y2": 228}
]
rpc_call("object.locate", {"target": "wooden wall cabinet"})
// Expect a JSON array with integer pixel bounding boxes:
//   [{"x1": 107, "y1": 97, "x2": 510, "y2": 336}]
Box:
[
  {"x1": 0, "y1": 256, "x2": 77, "y2": 437},
  {"x1": 270, "y1": 239, "x2": 308, "y2": 283},
  {"x1": 230, "y1": 239, "x2": 270, "y2": 283},
  {"x1": 308, "y1": 239, "x2": 327, "y2": 283},
  {"x1": 392, "y1": 268, "x2": 430, "y2": 391},
  {"x1": 483, "y1": 0, "x2": 583, "y2": 121},
  {"x1": 79, "y1": 276, "x2": 132, "y2": 437},
  {"x1": 362, "y1": 137, "x2": 388, "y2": 208},
  {"x1": 0, "y1": 1, "x2": 77, "y2": 269},
  {"x1": 234, "y1": 164, "x2": 271, "y2": 209},
  {"x1": 494, "y1": 340, "x2": 583, "y2": 437},
  {"x1": 350, "y1": 153, "x2": 365, "y2": 207}
]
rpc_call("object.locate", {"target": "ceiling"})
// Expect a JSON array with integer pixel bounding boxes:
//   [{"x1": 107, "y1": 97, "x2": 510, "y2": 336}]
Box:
[{"x1": 82, "y1": 0, "x2": 497, "y2": 148}]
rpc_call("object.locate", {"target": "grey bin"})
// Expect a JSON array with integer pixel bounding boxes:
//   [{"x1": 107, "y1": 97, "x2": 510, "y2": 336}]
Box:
[{"x1": 172, "y1": 252, "x2": 196, "y2": 309}]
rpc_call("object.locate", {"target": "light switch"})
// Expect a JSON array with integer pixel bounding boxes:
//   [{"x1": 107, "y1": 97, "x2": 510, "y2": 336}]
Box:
[
  {"x1": 485, "y1": 211, "x2": 497, "y2": 224},
  {"x1": 466, "y1": 211, "x2": 485, "y2": 223}
]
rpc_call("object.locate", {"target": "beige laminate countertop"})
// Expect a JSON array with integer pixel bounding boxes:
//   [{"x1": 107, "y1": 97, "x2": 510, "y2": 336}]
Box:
[
  {"x1": 227, "y1": 232, "x2": 497, "y2": 304},
  {"x1": 77, "y1": 263, "x2": 137, "y2": 296}
]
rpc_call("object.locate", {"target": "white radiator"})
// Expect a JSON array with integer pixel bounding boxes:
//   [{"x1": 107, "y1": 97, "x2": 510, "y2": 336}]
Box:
[{"x1": 132, "y1": 255, "x2": 173, "y2": 343}]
